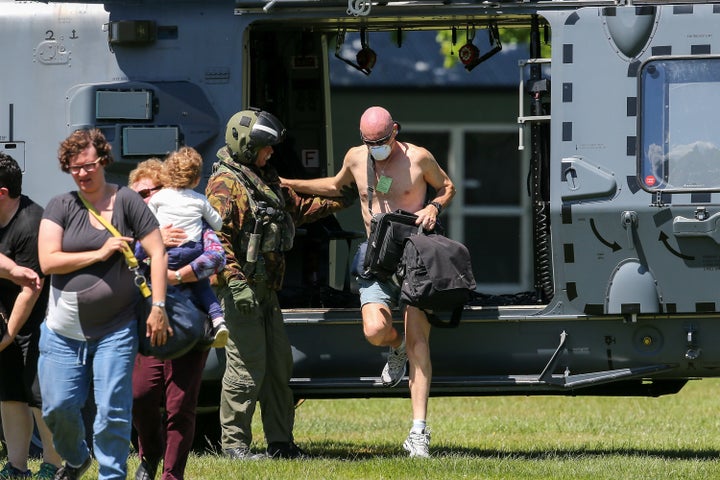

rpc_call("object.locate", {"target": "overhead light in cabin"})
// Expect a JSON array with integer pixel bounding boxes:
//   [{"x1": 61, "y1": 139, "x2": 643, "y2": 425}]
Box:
[
  {"x1": 334, "y1": 27, "x2": 377, "y2": 76},
  {"x1": 458, "y1": 25, "x2": 480, "y2": 67},
  {"x1": 463, "y1": 22, "x2": 503, "y2": 72}
]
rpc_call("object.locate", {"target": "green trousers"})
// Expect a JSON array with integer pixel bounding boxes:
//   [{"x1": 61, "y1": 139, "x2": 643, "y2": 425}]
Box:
[{"x1": 216, "y1": 280, "x2": 295, "y2": 450}]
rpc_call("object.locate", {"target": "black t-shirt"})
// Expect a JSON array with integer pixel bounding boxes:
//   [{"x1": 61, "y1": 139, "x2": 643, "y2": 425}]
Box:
[{"x1": 0, "y1": 195, "x2": 48, "y2": 334}]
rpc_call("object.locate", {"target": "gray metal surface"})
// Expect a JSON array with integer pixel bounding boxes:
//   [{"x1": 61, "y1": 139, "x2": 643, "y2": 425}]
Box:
[{"x1": 3, "y1": 0, "x2": 720, "y2": 398}]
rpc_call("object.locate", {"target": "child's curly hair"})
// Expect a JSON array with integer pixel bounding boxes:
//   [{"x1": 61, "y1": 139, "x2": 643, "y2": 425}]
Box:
[{"x1": 160, "y1": 147, "x2": 203, "y2": 189}]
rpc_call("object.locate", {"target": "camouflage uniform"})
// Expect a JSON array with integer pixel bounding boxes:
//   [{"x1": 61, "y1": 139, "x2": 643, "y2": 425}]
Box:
[{"x1": 206, "y1": 146, "x2": 351, "y2": 453}]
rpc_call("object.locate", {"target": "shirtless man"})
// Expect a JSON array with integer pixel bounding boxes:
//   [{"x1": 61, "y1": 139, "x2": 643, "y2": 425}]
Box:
[{"x1": 280, "y1": 106, "x2": 455, "y2": 457}]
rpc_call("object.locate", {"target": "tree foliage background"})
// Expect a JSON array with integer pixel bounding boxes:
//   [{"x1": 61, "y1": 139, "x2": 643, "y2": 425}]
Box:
[{"x1": 431, "y1": 27, "x2": 551, "y2": 68}]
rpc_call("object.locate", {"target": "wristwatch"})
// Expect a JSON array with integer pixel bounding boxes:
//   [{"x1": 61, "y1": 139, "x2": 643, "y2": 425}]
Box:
[
  {"x1": 175, "y1": 270, "x2": 183, "y2": 284},
  {"x1": 429, "y1": 201, "x2": 443, "y2": 214},
  {"x1": 151, "y1": 301, "x2": 166, "y2": 309}
]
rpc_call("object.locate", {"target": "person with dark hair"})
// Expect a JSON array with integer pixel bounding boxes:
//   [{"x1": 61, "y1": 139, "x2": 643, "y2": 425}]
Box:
[
  {"x1": 280, "y1": 106, "x2": 455, "y2": 458},
  {"x1": 37, "y1": 129, "x2": 169, "y2": 480},
  {"x1": 0, "y1": 153, "x2": 62, "y2": 479},
  {"x1": 0, "y1": 253, "x2": 41, "y2": 290},
  {"x1": 206, "y1": 108, "x2": 354, "y2": 460}
]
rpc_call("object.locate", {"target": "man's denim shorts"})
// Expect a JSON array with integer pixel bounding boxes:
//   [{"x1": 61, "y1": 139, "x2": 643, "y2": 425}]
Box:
[{"x1": 357, "y1": 276, "x2": 400, "y2": 308}]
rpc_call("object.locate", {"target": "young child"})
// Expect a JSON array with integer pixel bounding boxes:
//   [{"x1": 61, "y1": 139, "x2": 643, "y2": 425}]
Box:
[{"x1": 148, "y1": 147, "x2": 228, "y2": 348}]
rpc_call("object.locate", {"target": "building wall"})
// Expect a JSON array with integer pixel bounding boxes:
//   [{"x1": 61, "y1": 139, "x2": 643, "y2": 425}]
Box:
[{"x1": 330, "y1": 88, "x2": 518, "y2": 162}]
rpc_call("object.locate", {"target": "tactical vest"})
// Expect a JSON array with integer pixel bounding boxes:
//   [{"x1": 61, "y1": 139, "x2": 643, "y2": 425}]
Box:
[{"x1": 211, "y1": 157, "x2": 295, "y2": 261}]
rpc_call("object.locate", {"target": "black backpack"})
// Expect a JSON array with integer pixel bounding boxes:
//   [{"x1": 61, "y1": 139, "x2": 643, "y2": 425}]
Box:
[{"x1": 398, "y1": 234, "x2": 476, "y2": 328}]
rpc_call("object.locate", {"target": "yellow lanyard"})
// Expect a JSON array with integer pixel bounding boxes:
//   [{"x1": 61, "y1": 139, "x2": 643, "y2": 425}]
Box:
[{"x1": 78, "y1": 193, "x2": 152, "y2": 298}]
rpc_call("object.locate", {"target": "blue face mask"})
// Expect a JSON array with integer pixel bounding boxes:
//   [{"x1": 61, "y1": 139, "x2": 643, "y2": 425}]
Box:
[{"x1": 369, "y1": 144, "x2": 392, "y2": 161}]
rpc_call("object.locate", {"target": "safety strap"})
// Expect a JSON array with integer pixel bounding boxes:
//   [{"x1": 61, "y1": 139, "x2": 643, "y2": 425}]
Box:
[
  {"x1": 366, "y1": 152, "x2": 376, "y2": 216},
  {"x1": 217, "y1": 160, "x2": 284, "y2": 210},
  {"x1": 215, "y1": 162, "x2": 262, "y2": 218},
  {"x1": 78, "y1": 192, "x2": 152, "y2": 298}
]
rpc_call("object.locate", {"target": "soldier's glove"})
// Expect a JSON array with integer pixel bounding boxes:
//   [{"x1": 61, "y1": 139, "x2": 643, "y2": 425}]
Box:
[
  {"x1": 228, "y1": 279, "x2": 258, "y2": 314},
  {"x1": 339, "y1": 183, "x2": 359, "y2": 207}
]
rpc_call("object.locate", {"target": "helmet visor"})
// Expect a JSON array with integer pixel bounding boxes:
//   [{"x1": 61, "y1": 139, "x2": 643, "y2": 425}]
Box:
[{"x1": 251, "y1": 111, "x2": 286, "y2": 147}]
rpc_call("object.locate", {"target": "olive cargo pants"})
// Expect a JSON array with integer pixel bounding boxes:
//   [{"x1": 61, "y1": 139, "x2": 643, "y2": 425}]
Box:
[{"x1": 216, "y1": 280, "x2": 295, "y2": 451}]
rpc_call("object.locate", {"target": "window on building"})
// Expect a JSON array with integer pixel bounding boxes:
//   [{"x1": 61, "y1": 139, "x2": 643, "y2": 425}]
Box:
[{"x1": 402, "y1": 127, "x2": 530, "y2": 293}]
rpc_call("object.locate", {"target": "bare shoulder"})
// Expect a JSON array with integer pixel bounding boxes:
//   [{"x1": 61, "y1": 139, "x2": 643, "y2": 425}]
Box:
[
  {"x1": 343, "y1": 145, "x2": 367, "y2": 176},
  {"x1": 403, "y1": 142, "x2": 436, "y2": 166},
  {"x1": 345, "y1": 145, "x2": 366, "y2": 164}
]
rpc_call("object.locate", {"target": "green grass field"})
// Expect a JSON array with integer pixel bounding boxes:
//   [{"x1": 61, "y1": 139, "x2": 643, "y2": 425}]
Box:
[{"x1": 17, "y1": 378, "x2": 720, "y2": 479}]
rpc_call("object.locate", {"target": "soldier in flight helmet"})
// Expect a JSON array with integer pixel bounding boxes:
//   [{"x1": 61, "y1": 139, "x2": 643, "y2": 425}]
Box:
[
  {"x1": 224, "y1": 108, "x2": 287, "y2": 164},
  {"x1": 206, "y1": 107, "x2": 351, "y2": 460}
]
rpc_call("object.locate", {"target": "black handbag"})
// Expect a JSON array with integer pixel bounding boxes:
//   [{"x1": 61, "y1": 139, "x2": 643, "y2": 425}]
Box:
[
  {"x1": 363, "y1": 210, "x2": 421, "y2": 281},
  {"x1": 135, "y1": 286, "x2": 207, "y2": 360}
]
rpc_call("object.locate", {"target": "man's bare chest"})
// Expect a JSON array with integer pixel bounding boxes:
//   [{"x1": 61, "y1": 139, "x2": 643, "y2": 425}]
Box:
[{"x1": 371, "y1": 160, "x2": 416, "y2": 197}]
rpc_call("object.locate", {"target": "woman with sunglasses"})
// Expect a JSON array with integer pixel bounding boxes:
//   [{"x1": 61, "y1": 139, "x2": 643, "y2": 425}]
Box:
[
  {"x1": 128, "y1": 157, "x2": 226, "y2": 480},
  {"x1": 128, "y1": 158, "x2": 226, "y2": 306},
  {"x1": 37, "y1": 128, "x2": 169, "y2": 480}
]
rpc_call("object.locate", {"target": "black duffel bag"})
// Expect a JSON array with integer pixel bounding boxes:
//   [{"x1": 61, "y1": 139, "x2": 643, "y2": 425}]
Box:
[{"x1": 398, "y1": 233, "x2": 476, "y2": 328}]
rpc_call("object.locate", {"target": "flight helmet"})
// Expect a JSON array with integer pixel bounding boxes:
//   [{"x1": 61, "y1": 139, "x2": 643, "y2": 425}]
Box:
[{"x1": 225, "y1": 108, "x2": 286, "y2": 164}]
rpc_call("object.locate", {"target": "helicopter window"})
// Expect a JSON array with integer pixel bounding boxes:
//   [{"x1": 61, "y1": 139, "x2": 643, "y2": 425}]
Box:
[{"x1": 638, "y1": 57, "x2": 720, "y2": 192}]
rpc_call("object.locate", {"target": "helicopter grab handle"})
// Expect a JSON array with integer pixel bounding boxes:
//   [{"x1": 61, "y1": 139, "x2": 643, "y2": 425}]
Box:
[{"x1": 673, "y1": 210, "x2": 720, "y2": 244}]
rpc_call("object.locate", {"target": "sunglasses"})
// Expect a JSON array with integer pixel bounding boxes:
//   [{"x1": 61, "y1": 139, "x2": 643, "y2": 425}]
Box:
[
  {"x1": 137, "y1": 186, "x2": 162, "y2": 199},
  {"x1": 361, "y1": 130, "x2": 394, "y2": 147},
  {"x1": 68, "y1": 159, "x2": 102, "y2": 175}
]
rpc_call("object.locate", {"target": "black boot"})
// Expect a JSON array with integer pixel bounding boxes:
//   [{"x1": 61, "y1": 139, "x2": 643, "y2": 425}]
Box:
[
  {"x1": 266, "y1": 442, "x2": 307, "y2": 459},
  {"x1": 134, "y1": 457, "x2": 160, "y2": 480}
]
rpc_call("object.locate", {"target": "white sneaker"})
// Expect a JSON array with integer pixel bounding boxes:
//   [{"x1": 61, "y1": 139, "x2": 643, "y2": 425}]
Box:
[
  {"x1": 380, "y1": 340, "x2": 407, "y2": 387},
  {"x1": 211, "y1": 321, "x2": 229, "y2": 348},
  {"x1": 403, "y1": 428, "x2": 431, "y2": 458}
]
